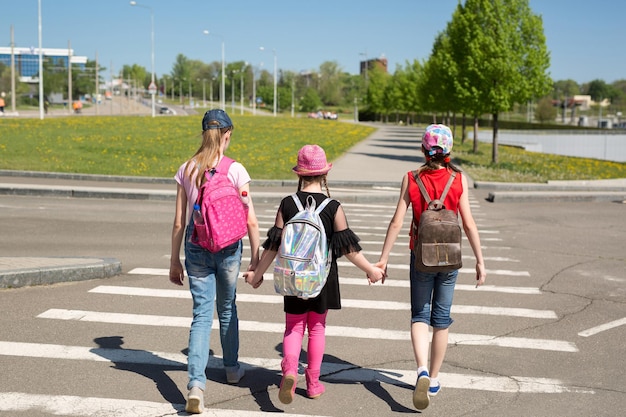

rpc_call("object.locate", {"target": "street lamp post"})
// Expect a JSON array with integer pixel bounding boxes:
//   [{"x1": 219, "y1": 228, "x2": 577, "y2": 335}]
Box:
[
  {"x1": 260, "y1": 46, "x2": 277, "y2": 116},
  {"x1": 203, "y1": 30, "x2": 225, "y2": 110},
  {"x1": 273, "y1": 51, "x2": 277, "y2": 116},
  {"x1": 209, "y1": 78, "x2": 213, "y2": 109},
  {"x1": 179, "y1": 79, "x2": 183, "y2": 105},
  {"x1": 202, "y1": 78, "x2": 206, "y2": 107},
  {"x1": 240, "y1": 63, "x2": 247, "y2": 115},
  {"x1": 130, "y1": 1, "x2": 156, "y2": 118},
  {"x1": 231, "y1": 70, "x2": 241, "y2": 113},
  {"x1": 37, "y1": 0, "x2": 44, "y2": 120}
]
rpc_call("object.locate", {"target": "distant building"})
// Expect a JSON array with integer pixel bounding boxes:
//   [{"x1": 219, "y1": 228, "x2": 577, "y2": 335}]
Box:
[
  {"x1": 0, "y1": 46, "x2": 87, "y2": 83},
  {"x1": 553, "y1": 95, "x2": 611, "y2": 112},
  {"x1": 360, "y1": 56, "x2": 388, "y2": 76}
]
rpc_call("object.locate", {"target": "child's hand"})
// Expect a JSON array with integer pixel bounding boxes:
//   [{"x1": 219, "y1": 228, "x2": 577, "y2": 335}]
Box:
[
  {"x1": 243, "y1": 270, "x2": 264, "y2": 289},
  {"x1": 374, "y1": 261, "x2": 388, "y2": 284},
  {"x1": 367, "y1": 265, "x2": 386, "y2": 285}
]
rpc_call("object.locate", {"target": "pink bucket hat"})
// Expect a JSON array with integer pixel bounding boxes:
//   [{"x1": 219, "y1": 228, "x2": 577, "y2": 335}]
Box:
[
  {"x1": 422, "y1": 124, "x2": 453, "y2": 155},
  {"x1": 293, "y1": 144, "x2": 333, "y2": 176}
]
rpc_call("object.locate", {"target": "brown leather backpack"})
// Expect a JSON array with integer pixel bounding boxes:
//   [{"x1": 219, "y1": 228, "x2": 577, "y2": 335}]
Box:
[{"x1": 412, "y1": 171, "x2": 462, "y2": 272}]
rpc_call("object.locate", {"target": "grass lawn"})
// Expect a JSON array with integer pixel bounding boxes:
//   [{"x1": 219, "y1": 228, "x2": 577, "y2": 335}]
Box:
[{"x1": 1, "y1": 114, "x2": 624, "y2": 182}]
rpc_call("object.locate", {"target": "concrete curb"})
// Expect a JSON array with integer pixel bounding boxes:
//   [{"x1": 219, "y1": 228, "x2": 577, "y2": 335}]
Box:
[
  {"x1": 0, "y1": 257, "x2": 122, "y2": 289},
  {"x1": 486, "y1": 190, "x2": 626, "y2": 203}
]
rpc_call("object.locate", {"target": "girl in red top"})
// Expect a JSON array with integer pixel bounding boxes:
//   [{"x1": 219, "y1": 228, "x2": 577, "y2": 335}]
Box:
[{"x1": 377, "y1": 124, "x2": 486, "y2": 410}]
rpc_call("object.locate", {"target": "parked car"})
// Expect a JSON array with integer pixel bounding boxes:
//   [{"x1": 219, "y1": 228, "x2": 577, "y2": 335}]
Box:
[{"x1": 159, "y1": 107, "x2": 175, "y2": 115}]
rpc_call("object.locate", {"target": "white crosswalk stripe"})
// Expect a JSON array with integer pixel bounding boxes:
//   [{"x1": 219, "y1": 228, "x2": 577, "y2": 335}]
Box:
[
  {"x1": 37, "y1": 309, "x2": 576, "y2": 352},
  {"x1": 0, "y1": 392, "x2": 325, "y2": 417},
  {"x1": 0, "y1": 341, "x2": 591, "y2": 396}
]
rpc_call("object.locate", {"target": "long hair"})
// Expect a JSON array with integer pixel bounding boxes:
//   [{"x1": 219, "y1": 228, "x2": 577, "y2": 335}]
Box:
[
  {"x1": 297, "y1": 174, "x2": 331, "y2": 198},
  {"x1": 185, "y1": 125, "x2": 233, "y2": 188},
  {"x1": 418, "y1": 145, "x2": 462, "y2": 174}
]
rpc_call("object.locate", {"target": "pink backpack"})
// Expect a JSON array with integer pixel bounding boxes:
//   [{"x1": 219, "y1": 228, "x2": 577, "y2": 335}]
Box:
[{"x1": 191, "y1": 157, "x2": 248, "y2": 252}]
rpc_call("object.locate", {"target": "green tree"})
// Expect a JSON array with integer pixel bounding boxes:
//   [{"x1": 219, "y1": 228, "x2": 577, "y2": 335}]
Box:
[
  {"x1": 584, "y1": 79, "x2": 611, "y2": 102},
  {"x1": 366, "y1": 65, "x2": 391, "y2": 121},
  {"x1": 535, "y1": 96, "x2": 557, "y2": 123},
  {"x1": 449, "y1": 0, "x2": 552, "y2": 163},
  {"x1": 401, "y1": 60, "x2": 423, "y2": 124},
  {"x1": 299, "y1": 87, "x2": 322, "y2": 112},
  {"x1": 318, "y1": 61, "x2": 343, "y2": 106},
  {"x1": 553, "y1": 79, "x2": 581, "y2": 98}
]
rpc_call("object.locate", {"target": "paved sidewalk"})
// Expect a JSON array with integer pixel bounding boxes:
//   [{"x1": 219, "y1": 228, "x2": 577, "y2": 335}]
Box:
[{"x1": 1, "y1": 123, "x2": 625, "y2": 288}]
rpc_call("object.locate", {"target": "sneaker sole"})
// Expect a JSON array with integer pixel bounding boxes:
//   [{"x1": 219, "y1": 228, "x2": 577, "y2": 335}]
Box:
[
  {"x1": 278, "y1": 375, "x2": 297, "y2": 404},
  {"x1": 413, "y1": 376, "x2": 430, "y2": 410},
  {"x1": 185, "y1": 397, "x2": 202, "y2": 414}
]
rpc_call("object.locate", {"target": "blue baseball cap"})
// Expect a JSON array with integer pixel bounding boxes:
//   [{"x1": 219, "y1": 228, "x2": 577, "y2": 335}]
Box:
[{"x1": 202, "y1": 109, "x2": 233, "y2": 131}]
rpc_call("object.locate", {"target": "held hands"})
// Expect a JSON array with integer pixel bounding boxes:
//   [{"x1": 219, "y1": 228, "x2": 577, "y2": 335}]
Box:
[
  {"x1": 367, "y1": 263, "x2": 387, "y2": 285},
  {"x1": 243, "y1": 268, "x2": 264, "y2": 289}
]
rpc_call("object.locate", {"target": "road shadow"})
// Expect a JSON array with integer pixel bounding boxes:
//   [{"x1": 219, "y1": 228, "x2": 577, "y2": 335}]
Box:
[
  {"x1": 91, "y1": 336, "x2": 186, "y2": 407},
  {"x1": 319, "y1": 352, "x2": 418, "y2": 414},
  {"x1": 267, "y1": 343, "x2": 417, "y2": 413},
  {"x1": 348, "y1": 151, "x2": 424, "y2": 164}
]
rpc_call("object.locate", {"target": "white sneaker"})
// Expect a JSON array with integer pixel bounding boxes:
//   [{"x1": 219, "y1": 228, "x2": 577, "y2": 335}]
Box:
[{"x1": 185, "y1": 386, "x2": 204, "y2": 414}]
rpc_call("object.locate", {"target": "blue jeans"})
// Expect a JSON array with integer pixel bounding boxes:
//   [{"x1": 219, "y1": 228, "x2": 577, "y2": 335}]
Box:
[
  {"x1": 409, "y1": 251, "x2": 458, "y2": 329},
  {"x1": 184, "y1": 224, "x2": 242, "y2": 390}
]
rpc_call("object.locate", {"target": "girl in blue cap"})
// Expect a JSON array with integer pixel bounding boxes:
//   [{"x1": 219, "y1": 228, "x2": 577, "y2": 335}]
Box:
[
  {"x1": 169, "y1": 109, "x2": 260, "y2": 414},
  {"x1": 377, "y1": 124, "x2": 486, "y2": 411}
]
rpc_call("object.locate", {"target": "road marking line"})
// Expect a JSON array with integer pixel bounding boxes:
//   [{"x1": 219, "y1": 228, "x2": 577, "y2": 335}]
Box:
[
  {"x1": 0, "y1": 342, "x2": 591, "y2": 395},
  {"x1": 127, "y1": 268, "x2": 540, "y2": 294},
  {"x1": 0, "y1": 391, "x2": 323, "y2": 417},
  {"x1": 337, "y1": 262, "x2": 531, "y2": 276},
  {"x1": 578, "y1": 317, "x2": 626, "y2": 337},
  {"x1": 36, "y1": 309, "x2": 576, "y2": 352},
  {"x1": 90, "y1": 286, "x2": 555, "y2": 318},
  {"x1": 326, "y1": 369, "x2": 594, "y2": 394}
]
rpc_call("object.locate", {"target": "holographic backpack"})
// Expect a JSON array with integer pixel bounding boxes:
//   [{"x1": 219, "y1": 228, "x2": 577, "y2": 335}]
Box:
[{"x1": 274, "y1": 194, "x2": 332, "y2": 299}]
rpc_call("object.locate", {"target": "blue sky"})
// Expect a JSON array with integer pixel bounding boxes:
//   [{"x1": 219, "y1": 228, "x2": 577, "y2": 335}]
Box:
[{"x1": 1, "y1": 0, "x2": 624, "y2": 84}]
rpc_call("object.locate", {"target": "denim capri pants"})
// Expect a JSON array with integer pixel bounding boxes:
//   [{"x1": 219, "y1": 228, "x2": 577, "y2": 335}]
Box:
[{"x1": 409, "y1": 251, "x2": 459, "y2": 329}]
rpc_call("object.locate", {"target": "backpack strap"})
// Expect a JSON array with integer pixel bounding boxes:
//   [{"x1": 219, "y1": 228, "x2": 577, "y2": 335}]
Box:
[
  {"x1": 291, "y1": 194, "x2": 333, "y2": 214},
  {"x1": 411, "y1": 170, "x2": 457, "y2": 239},
  {"x1": 291, "y1": 194, "x2": 305, "y2": 211},
  {"x1": 203, "y1": 156, "x2": 235, "y2": 182},
  {"x1": 315, "y1": 197, "x2": 332, "y2": 214},
  {"x1": 215, "y1": 156, "x2": 235, "y2": 173},
  {"x1": 414, "y1": 170, "x2": 457, "y2": 202}
]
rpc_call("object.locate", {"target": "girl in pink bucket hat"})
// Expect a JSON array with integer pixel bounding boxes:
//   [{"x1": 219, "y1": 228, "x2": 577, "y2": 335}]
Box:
[{"x1": 244, "y1": 144, "x2": 385, "y2": 405}]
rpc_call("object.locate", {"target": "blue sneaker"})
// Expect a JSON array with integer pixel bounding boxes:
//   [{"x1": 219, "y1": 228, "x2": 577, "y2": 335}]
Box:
[
  {"x1": 413, "y1": 370, "x2": 430, "y2": 410},
  {"x1": 428, "y1": 383, "x2": 441, "y2": 397}
]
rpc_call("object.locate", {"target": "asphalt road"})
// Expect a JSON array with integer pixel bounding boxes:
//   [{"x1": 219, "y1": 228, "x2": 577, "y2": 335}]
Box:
[{"x1": 0, "y1": 190, "x2": 625, "y2": 416}]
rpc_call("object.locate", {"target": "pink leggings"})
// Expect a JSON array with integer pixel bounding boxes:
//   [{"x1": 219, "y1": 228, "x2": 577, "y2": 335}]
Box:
[{"x1": 283, "y1": 311, "x2": 328, "y2": 372}]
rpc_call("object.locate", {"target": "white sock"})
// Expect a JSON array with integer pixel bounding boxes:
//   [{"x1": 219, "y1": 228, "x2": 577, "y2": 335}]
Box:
[
  {"x1": 417, "y1": 366, "x2": 429, "y2": 376},
  {"x1": 430, "y1": 377, "x2": 439, "y2": 387}
]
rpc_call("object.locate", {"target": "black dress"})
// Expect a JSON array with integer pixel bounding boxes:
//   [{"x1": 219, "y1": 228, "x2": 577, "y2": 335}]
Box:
[{"x1": 262, "y1": 191, "x2": 362, "y2": 315}]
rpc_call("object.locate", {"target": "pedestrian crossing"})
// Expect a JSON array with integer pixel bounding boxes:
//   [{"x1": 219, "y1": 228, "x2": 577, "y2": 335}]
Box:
[{"x1": 0, "y1": 197, "x2": 594, "y2": 416}]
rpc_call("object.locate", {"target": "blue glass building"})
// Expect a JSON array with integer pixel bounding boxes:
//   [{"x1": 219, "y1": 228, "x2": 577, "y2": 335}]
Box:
[{"x1": 0, "y1": 46, "x2": 88, "y2": 83}]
